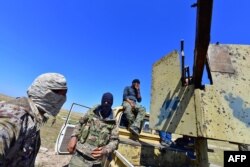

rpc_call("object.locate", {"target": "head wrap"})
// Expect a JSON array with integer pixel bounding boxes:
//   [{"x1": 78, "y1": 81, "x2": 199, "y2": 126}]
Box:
[{"x1": 27, "y1": 73, "x2": 67, "y2": 116}]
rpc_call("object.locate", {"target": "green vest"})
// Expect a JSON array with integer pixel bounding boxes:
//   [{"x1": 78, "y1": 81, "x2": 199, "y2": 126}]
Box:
[{"x1": 79, "y1": 108, "x2": 115, "y2": 147}]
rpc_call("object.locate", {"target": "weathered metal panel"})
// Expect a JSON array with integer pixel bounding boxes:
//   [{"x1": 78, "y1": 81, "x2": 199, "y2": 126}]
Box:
[
  {"x1": 207, "y1": 45, "x2": 235, "y2": 73},
  {"x1": 117, "y1": 143, "x2": 194, "y2": 167},
  {"x1": 197, "y1": 44, "x2": 250, "y2": 144},
  {"x1": 149, "y1": 51, "x2": 197, "y2": 137}
]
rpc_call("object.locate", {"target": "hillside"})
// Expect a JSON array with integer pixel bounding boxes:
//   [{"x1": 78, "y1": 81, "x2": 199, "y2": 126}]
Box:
[{"x1": 0, "y1": 93, "x2": 14, "y2": 102}]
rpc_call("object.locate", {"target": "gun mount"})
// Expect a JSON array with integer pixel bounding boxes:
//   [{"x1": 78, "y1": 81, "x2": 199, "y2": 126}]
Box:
[{"x1": 149, "y1": 0, "x2": 250, "y2": 166}]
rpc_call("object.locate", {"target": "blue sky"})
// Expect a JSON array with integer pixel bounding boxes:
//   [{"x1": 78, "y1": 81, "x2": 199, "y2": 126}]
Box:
[{"x1": 0, "y1": 0, "x2": 249, "y2": 112}]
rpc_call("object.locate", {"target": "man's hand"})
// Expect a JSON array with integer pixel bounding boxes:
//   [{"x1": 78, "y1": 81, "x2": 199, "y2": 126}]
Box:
[
  {"x1": 126, "y1": 99, "x2": 135, "y2": 108},
  {"x1": 91, "y1": 147, "x2": 108, "y2": 158},
  {"x1": 130, "y1": 101, "x2": 135, "y2": 108},
  {"x1": 134, "y1": 83, "x2": 141, "y2": 100},
  {"x1": 67, "y1": 136, "x2": 77, "y2": 154}
]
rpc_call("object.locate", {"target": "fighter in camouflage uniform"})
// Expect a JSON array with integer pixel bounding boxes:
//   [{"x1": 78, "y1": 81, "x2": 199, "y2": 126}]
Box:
[
  {"x1": 0, "y1": 73, "x2": 67, "y2": 167},
  {"x1": 67, "y1": 92, "x2": 119, "y2": 167}
]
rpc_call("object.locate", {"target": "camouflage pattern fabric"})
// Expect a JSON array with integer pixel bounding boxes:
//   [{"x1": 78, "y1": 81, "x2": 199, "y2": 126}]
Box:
[
  {"x1": 122, "y1": 101, "x2": 146, "y2": 129},
  {"x1": 0, "y1": 73, "x2": 67, "y2": 167},
  {"x1": 0, "y1": 97, "x2": 43, "y2": 167},
  {"x1": 27, "y1": 73, "x2": 67, "y2": 116},
  {"x1": 70, "y1": 105, "x2": 119, "y2": 165},
  {"x1": 68, "y1": 151, "x2": 102, "y2": 167}
]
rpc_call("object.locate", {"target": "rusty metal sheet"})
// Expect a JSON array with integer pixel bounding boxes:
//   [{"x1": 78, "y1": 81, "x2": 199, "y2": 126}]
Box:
[
  {"x1": 195, "y1": 86, "x2": 250, "y2": 145},
  {"x1": 207, "y1": 45, "x2": 235, "y2": 73},
  {"x1": 149, "y1": 51, "x2": 197, "y2": 137},
  {"x1": 196, "y1": 44, "x2": 250, "y2": 145}
]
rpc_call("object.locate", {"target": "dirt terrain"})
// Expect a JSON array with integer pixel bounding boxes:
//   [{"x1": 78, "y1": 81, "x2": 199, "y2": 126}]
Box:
[
  {"x1": 35, "y1": 109, "x2": 82, "y2": 167},
  {"x1": 35, "y1": 147, "x2": 72, "y2": 167}
]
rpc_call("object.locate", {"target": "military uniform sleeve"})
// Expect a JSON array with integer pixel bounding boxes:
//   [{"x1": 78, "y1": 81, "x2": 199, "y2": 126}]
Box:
[
  {"x1": 0, "y1": 126, "x2": 10, "y2": 159},
  {"x1": 0, "y1": 103, "x2": 22, "y2": 161},
  {"x1": 71, "y1": 112, "x2": 89, "y2": 138},
  {"x1": 0, "y1": 120, "x2": 17, "y2": 161},
  {"x1": 136, "y1": 89, "x2": 142, "y2": 102},
  {"x1": 105, "y1": 123, "x2": 119, "y2": 154}
]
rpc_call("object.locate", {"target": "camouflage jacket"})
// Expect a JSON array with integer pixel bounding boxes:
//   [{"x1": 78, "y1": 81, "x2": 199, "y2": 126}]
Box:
[
  {"x1": 72, "y1": 105, "x2": 119, "y2": 161},
  {"x1": 0, "y1": 97, "x2": 44, "y2": 167}
]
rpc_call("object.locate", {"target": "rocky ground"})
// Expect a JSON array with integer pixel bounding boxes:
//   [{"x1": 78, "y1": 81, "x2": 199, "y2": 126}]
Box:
[{"x1": 35, "y1": 147, "x2": 72, "y2": 167}]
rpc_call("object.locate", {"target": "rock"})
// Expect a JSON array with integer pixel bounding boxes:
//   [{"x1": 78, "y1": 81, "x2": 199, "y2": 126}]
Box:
[{"x1": 39, "y1": 147, "x2": 48, "y2": 153}]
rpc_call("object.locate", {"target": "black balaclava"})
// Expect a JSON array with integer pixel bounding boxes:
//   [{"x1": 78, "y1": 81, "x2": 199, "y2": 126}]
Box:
[{"x1": 101, "y1": 92, "x2": 113, "y2": 118}]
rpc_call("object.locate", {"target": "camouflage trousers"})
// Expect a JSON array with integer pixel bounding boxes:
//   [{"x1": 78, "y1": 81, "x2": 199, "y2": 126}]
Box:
[
  {"x1": 122, "y1": 101, "x2": 146, "y2": 129},
  {"x1": 68, "y1": 151, "x2": 101, "y2": 167}
]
